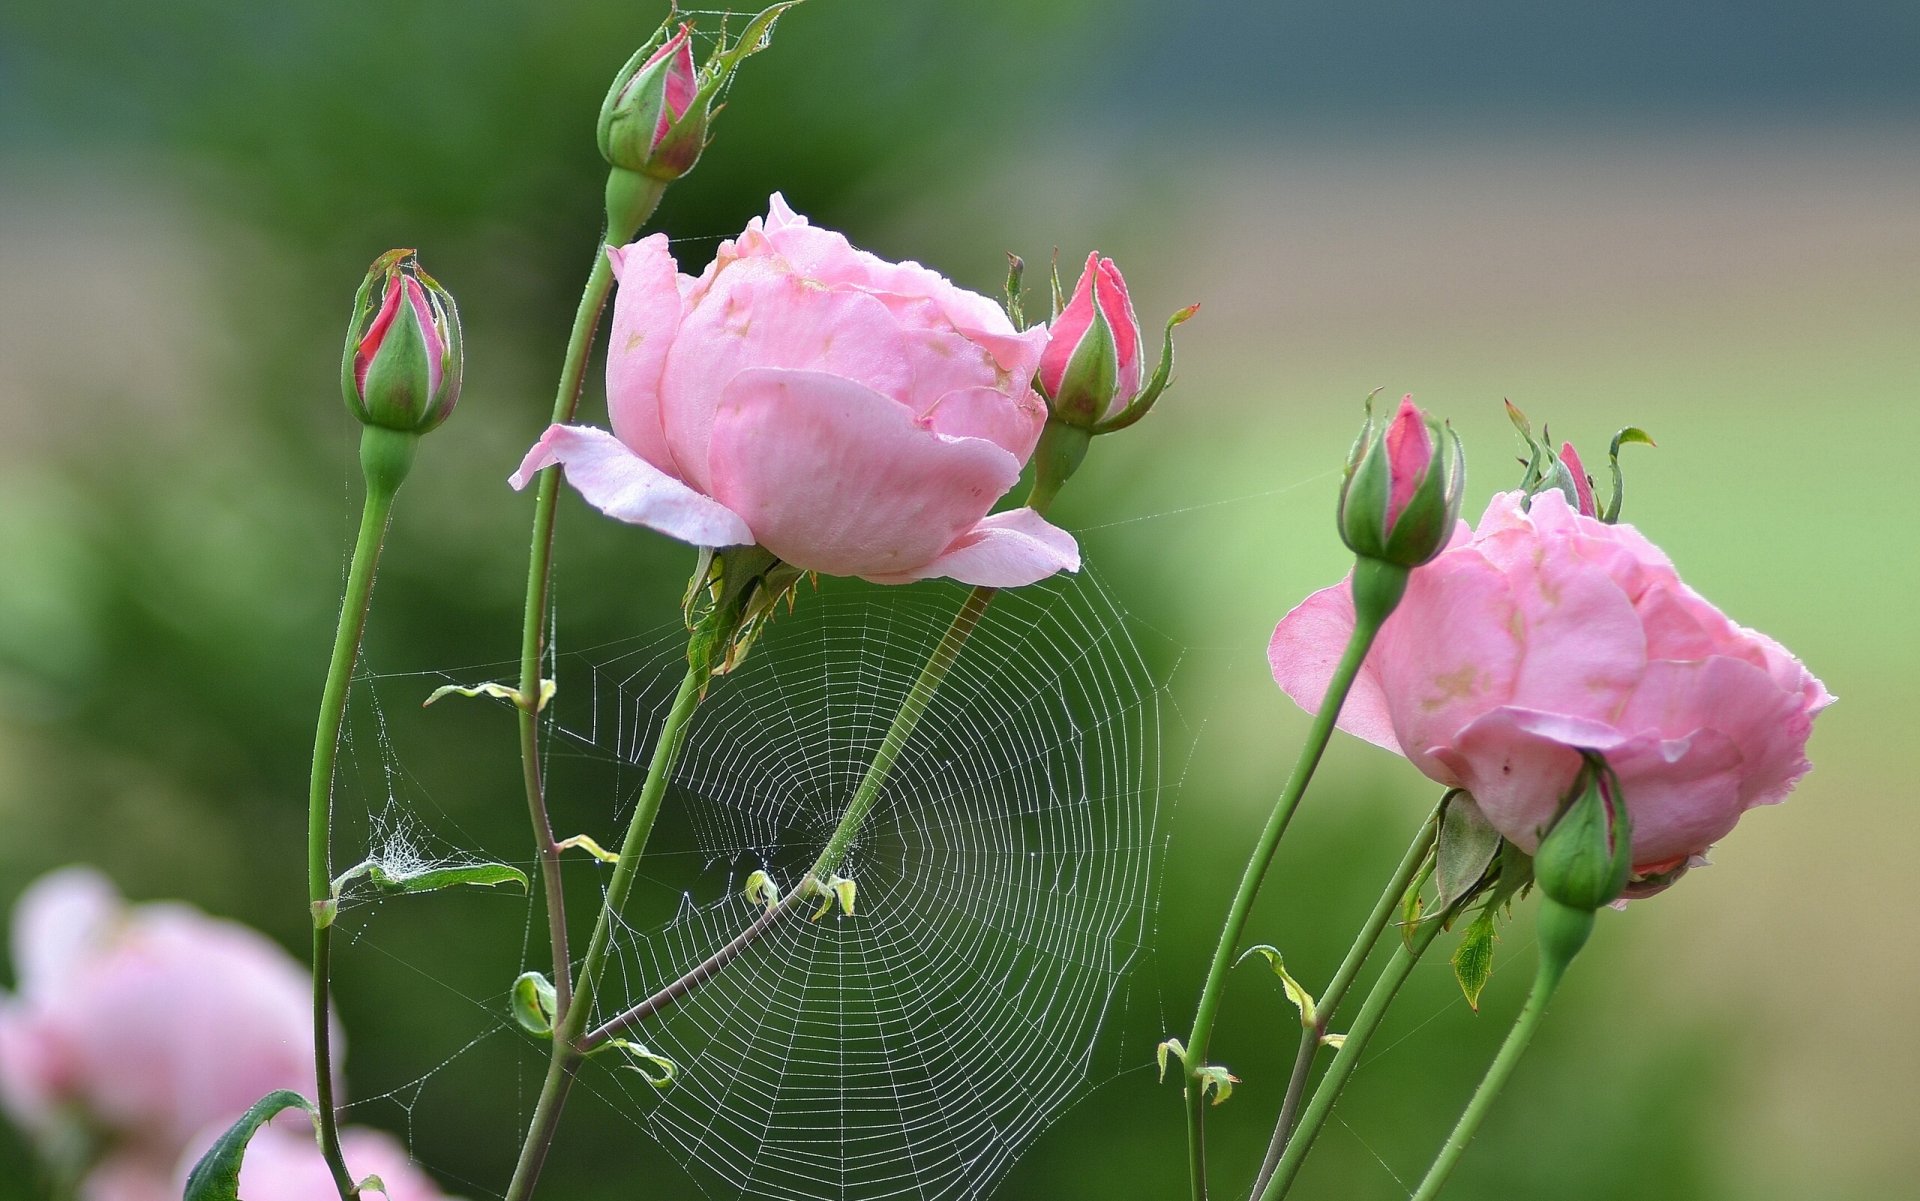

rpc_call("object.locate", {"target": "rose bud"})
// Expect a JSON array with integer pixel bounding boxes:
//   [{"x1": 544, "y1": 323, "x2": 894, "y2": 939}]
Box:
[
  {"x1": 1337, "y1": 394, "x2": 1466, "y2": 570},
  {"x1": 597, "y1": 23, "x2": 702, "y2": 180},
  {"x1": 1038, "y1": 252, "x2": 1143, "y2": 428},
  {"x1": 341, "y1": 249, "x2": 462, "y2": 436},
  {"x1": 1533, "y1": 756, "x2": 1634, "y2": 911}
]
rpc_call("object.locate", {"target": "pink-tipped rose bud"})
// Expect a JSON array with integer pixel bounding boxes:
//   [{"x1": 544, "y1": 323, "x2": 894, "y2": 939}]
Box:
[
  {"x1": 341, "y1": 249, "x2": 462, "y2": 435},
  {"x1": 1038, "y1": 252, "x2": 1143, "y2": 426},
  {"x1": 1555, "y1": 441, "x2": 1599, "y2": 518},
  {"x1": 598, "y1": 24, "x2": 702, "y2": 179},
  {"x1": 1337, "y1": 394, "x2": 1466, "y2": 569}
]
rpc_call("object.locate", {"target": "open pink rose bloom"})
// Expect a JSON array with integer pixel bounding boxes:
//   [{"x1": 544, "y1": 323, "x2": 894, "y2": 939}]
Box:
[
  {"x1": 1270, "y1": 490, "x2": 1832, "y2": 884},
  {"x1": 513, "y1": 194, "x2": 1080, "y2": 586}
]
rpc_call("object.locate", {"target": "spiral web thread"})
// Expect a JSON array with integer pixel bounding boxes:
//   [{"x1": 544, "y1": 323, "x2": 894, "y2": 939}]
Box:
[{"x1": 505, "y1": 565, "x2": 1170, "y2": 1200}]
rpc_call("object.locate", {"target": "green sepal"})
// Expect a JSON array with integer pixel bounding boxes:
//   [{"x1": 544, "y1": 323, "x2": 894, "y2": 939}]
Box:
[
  {"x1": 1603, "y1": 426, "x2": 1656, "y2": 523},
  {"x1": 1049, "y1": 281, "x2": 1121, "y2": 427},
  {"x1": 511, "y1": 971, "x2": 559, "y2": 1037},
  {"x1": 1003, "y1": 253, "x2": 1027, "y2": 329},
  {"x1": 1235, "y1": 944, "x2": 1318, "y2": 1028},
  {"x1": 1155, "y1": 1037, "x2": 1185, "y2": 1082},
  {"x1": 1534, "y1": 754, "x2": 1633, "y2": 911},
  {"x1": 1451, "y1": 907, "x2": 1499, "y2": 1011},
  {"x1": 1435, "y1": 790, "x2": 1501, "y2": 907},
  {"x1": 318, "y1": 857, "x2": 528, "y2": 928},
  {"x1": 1094, "y1": 304, "x2": 1199, "y2": 435},
  {"x1": 181, "y1": 1090, "x2": 314, "y2": 1201}
]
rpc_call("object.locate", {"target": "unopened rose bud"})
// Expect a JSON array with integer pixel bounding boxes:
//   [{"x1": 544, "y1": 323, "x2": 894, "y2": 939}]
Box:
[
  {"x1": 341, "y1": 249, "x2": 462, "y2": 435},
  {"x1": 1555, "y1": 442, "x2": 1599, "y2": 517},
  {"x1": 1534, "y1": 756, "x2": 1634, "y2": 911},
  {"x1": 597, "y1": 24, "x2": 702, "y2": 180},
  {"x1": 1338, "y1": 394, "x2": 1465, "y2": 569},
  {"x1": 1039, "y1": 252, "x2": 1143, "y2": 427}
]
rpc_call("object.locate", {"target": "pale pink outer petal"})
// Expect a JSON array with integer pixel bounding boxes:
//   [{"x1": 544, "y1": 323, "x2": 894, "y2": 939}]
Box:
[
  {"x1": 1499, "y1": 526, "x2": 1647, "y2": 719},
  {"x1": 604, "y1": 233, "x2": 687, "y2": 477},
  {"x1": 751, "y1": 194, "x2": 1015, "y2": 335},
  {"x1": 1370, "y1": 549, "x2": 1523, "y2": 779},
  {"x1": 657, "y1": 257, "x2": 914, "y2": 492},
  {"x1": 1266, "y1": 580, "x2": 1402, "y2": 755},
  {"x1": 921, "y1": 385, "x2": 1047, "y2": 462},
  {"x1": 1429, "y1": 708, "x2": 1599, "y2": 851},
  {"x1": 707, "y1": 368, "x2": 1021, "y2": 580},
  {"x1": 510, "y1": 425, "x2": 753, "y2": 549},
  {"x1": 864, "y1": 508, "x2": 1080, "y2": 587}
]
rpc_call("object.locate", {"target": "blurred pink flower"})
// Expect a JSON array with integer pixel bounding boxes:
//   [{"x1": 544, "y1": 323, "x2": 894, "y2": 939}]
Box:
[
  {"x1": 0, "y1": 868, "x2": 322, "y2": 1161},
  {"x1": 513, "y1": 194, "x2": 1079, "y2": 587},
  {"x1": 1038, "y1": 252, "x2": 1142, "y2": 422},
  {"x1": 1269, "y1": 490, "x2": 1832, "y2": 881}
]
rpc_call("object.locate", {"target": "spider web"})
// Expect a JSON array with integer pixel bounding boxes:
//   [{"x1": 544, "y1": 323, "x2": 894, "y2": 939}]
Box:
[
  {"x1": 537, "y1": 566, "x2": 1169, "y2": 1201},
  {"x1": 342, "y1": 562, "x2": 1174, "y2": 1199}
]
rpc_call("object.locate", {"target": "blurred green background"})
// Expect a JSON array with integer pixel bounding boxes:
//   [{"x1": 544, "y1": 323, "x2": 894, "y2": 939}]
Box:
[{"x1": 2, "y1": 1, "x2": 1915, "y2": 1198}]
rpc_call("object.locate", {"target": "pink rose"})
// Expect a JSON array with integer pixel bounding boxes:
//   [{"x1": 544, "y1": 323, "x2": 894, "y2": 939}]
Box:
[
  {"x1": 161, "y1": 1124, "x2": 459, "y2": 1201},
  {"x1": 0, "y1": 868, "x2": 322, "y2": 1159},
  {"x1": 1268, "y1": 490, "x2": 1832, "y2": 880},
  {"x1": 513, "y1": 194, "x2": 1079, "y2": 587}
]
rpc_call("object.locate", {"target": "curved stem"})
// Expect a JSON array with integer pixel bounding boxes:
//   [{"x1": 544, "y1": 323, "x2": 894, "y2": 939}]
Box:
[
  {"x1": 1407, "y1": 900, "x2": 1591, "y2": 1201},
  {"x1": 1181, "y1": 560, "x2": 1404, "y2": 1201},
  {"x1": 1258, "y1": 905, "x2": 1453, "y2": 1201},
  {"x1": 583, "y1": 583, "x2": 996, "y2": 1051},
  {"x1": 516, "y1": 177, "x2": 667, "y2": 1022},
  {"x1": 505, "y1": 622, "x2": 706, "y2": 1201},
  {"x1": 1249, "y1": 807, "x2": 1439, "y2": 1199},
  {"x1": 306, "y1": 433, "x2": 408, "y2": 1199}
]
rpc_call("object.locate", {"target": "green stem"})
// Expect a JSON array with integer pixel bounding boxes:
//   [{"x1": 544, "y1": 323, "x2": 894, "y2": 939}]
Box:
[
  {"x1": 504, "y1": 603, "x2": 709, "y2": 1201},
  {"x1": 306, "y1": 427, "x2": 415, "y2": 1199},
  {"x1": 1182, "y1": 558, "x2": 1407, "y2": 1201},
  {"x1": 1249, "y1": 806, "x2": 1440, "y2": 1199},
  {"x1": 516, "y1": 173, "x2": 667, "y2": 1023},
  {"x1": 1258, "y1": 904, "x2": 1453, "y2": 1201},
  {"x1": 1407, "y1": 898, "x2": 1593, "y2": 1201}
]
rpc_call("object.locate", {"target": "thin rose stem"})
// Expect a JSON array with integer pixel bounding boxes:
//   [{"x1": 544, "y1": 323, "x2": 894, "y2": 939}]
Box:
[
  {"x1": 1247, "y1": 808, "x2": 1439, "y2": 1200},
  {"x1": 1257, "y1": 901, "x2": 1460, "y2": 1201},
  {"x1": 1180, "y1": 558, "x2": 1405, "y2": 1201},
  {"x1": 306, "y1": 429, "x2": 412, "y2": 1198},
  {"x1": 515, "y1": 173, "x2": 668, "y2": 1021}
]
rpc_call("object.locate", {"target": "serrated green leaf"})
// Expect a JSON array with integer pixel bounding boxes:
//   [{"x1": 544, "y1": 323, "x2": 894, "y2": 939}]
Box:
[
  {"x1": 182, "y1": 1090, "x2": 313, "y2": 1201},
  {"x1": 511, "y1": 971, "x2": 558, "y2": 1037},
  {"x1": 1235, "y1": 944, "x2": 1318, "y2": 1027},
  {"x1": 1196, "y1": 1064, "x2": 1239, "y2": 1106},
  {"x1": 1452, "y1": 909, "x2": 1500, "y2": 1010},
  {"x1": 1435, "y1": 791, "x2": 1501, "y2": 906}
]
